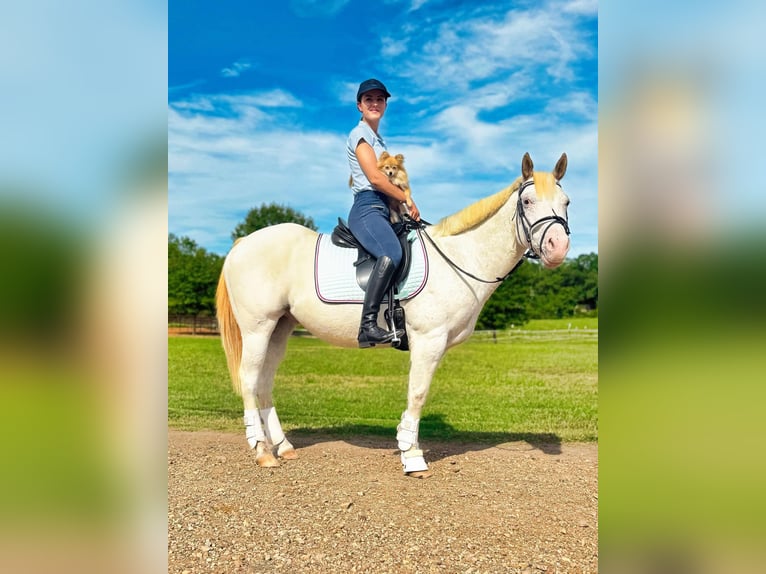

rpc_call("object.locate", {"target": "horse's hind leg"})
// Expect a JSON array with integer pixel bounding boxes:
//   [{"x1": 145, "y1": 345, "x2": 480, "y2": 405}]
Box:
[
  {"x1": 256, "y1": 314, "x2": 298, "y2": 460},
  {"x1": 240, "y1": 321, "x2": 281, "y2": 467},
  {"x1": 240, "y1": 314, "x2": 298, "y2": 467}
]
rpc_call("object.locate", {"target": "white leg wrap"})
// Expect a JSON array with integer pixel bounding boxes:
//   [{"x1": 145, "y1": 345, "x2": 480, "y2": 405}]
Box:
[
  {"x1": 401, "y1": 448, "x2": 429, "y2": 473},
  {"x1": 259, "y1": 407, "x2": 286, "y2": 447},
  {"x1": 244, "y1": 409, "x2": 266, "y2": 449},
  {"x1": 396, "y1": 411, "x2": 420, "y2": 451}
]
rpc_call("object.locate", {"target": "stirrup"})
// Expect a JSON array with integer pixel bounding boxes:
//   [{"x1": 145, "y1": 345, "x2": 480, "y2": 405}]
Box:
[
  {"x1": 387, "y1": 306, "x2": 401, "y2": 346},
  {"x1": 358, "y1": 326, "x2": 403, "y2": 348}
]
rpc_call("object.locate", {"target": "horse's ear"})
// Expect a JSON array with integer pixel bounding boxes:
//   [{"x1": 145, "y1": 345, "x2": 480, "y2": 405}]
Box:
[
  {"x1": 522, "y1": 153, "x2": 534, "y2": 180},
  {"x1": 553, "y1": 153, "x2": 568, "y2": 181}
]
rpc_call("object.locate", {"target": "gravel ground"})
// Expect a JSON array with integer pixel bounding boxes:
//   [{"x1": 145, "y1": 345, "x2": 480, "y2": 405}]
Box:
[{"x1": 168, "y1": 429, "x2": 598, "y2": 573}]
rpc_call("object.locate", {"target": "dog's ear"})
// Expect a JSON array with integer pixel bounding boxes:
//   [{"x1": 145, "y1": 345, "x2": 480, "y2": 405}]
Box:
[
  {"x1": 394, "y1": 154, "x2": 404, "y2": 164},
  {"x1": 379, "y1": 151, "x2": 390, "y2": 160}
]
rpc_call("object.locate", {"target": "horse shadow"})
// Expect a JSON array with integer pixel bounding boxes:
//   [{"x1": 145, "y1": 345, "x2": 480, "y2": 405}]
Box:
[{"x1": 287, "y1": 412, "x2": 562, "y2": 462}]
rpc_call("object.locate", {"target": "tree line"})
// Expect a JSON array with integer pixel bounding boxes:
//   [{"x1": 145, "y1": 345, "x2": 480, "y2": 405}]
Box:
[
  {"x1": 474, "y1": 251, "x2": 597, "y2": 329},
  {"x1": 169, "y1": 203, "x2": 597, "y2": 328}
]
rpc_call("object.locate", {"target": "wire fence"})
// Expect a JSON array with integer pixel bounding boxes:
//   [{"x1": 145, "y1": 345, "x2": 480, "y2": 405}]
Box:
[
  {"x1": 470, "y1": 327, "x2": 598, "y2": 343},
  {"x1": 168, "y1": 314, "x2": 218, "y2": 335},
  {"x1": 168, "y1": 315, "x2": 597, "y2": 341}
]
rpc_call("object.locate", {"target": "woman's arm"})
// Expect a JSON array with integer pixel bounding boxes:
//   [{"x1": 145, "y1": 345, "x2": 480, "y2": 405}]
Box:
[{"x1": 356, "y1": 141, "x2": 420, "y2": 220}]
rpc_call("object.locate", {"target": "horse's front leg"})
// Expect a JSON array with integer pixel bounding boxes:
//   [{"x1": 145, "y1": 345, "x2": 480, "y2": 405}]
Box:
[{"x1": 398, "y1": 333, "x2": 447, "y2": 477}]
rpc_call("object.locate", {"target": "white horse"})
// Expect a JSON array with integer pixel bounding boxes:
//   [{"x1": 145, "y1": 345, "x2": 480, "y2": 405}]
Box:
[{"x1": 215, "y1": 152, "x2": 571, "y2": 476}]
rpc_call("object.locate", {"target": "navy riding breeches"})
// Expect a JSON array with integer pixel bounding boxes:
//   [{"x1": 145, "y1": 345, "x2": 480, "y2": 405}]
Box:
[{"x1": 347, "y1": 190, "x2": 402, "y2": 268}]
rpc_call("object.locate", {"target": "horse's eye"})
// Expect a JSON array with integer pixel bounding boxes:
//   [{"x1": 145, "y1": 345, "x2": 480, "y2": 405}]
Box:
[{"x1": 523, "y1": 198, "x2": 531, "y2": 206}]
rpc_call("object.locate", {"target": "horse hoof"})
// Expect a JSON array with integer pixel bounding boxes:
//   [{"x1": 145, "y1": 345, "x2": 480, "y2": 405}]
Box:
[
  {"x1": 255, "y1": 452, "x2": 280, "y2": 468},
  {"x1": 406, "y1": 470, "x2": 433, "y2": 479},
  {"x1": 279, "y1": 448, "x2": 298, "y2": 460}
]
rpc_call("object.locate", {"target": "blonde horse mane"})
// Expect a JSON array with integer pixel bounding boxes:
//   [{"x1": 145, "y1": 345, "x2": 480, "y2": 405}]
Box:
[{"x1": 430, "y1": 176, "x2": 523, "y2": 237}]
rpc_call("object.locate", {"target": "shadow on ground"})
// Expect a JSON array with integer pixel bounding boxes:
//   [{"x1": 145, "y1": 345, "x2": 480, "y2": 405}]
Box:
[{"x1": 287, "y1": 412, "x2": 562, "y2": 461}]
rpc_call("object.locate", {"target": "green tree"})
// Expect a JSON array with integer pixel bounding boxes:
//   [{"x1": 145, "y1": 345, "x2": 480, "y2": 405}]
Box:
[
  {"x1": 476, "y1": 262, "x2": 535, "y2": 329},
  {"x1": 527, "y1": 253, "x2": 598, "y2": 318},
  {"x1": 168, "y1": 234, "x2": 223, "y2": 316},
  {"x1": 476, "y1": 253, "x2": 599, "y2": 326},
  {"x1": 570, "y1": 253, "x2": 598, "y2": 311},
  {"x1": 232, "y1": 202, "x2": 317, "y2": 240}
]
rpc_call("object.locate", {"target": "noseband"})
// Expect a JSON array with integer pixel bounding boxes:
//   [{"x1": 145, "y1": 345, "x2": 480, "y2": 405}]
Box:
[{"x1": 515, "y1": 179, "x2": 571, "y2": 260}]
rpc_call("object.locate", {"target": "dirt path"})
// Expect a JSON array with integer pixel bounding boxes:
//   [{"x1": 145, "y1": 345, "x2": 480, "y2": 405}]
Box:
[{"x1": 168, "y1": 430, "x2": 598, "y2": 573}]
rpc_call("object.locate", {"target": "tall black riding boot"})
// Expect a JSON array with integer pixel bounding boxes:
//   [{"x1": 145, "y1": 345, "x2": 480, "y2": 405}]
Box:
[{"x1": 358, "y1": 255, "x2": 404, "y2": 348}]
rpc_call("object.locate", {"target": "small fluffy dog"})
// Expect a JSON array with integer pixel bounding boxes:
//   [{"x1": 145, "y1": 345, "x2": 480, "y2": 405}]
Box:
[
  {"x1": 377, "y1": 152, "x2": 412, "y2": 221},
  {"x1": 348, "y1": 151, "x2": 413, "y2": 222},
  {"x1": 377, "y1": 152, "x2": 412, "y2": 207}
]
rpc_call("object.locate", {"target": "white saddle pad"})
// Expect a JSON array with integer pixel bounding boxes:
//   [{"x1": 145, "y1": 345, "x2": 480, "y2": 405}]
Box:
[{"x1": 314, "y1": 229, "x2": 429, "y2": 304}]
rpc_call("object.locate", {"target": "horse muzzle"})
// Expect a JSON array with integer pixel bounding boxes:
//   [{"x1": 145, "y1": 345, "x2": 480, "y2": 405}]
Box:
[
  {"x1": 540, "y1": 228, "x2": 571, "y2": 268},
  {"x1": 525, "y1": 215, "x2": 571, "y2": 269}
]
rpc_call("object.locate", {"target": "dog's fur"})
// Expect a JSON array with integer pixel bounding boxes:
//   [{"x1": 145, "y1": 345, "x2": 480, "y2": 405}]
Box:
[
  {"x1": 377, "y1": 152, "x2": 412, "y2": 207},
  {"x1": 348, "y1": 151, "x2": 413, "y2": 222},
  {"x1": 378, "y1": 152, "x2": 412, "y2": 222}
]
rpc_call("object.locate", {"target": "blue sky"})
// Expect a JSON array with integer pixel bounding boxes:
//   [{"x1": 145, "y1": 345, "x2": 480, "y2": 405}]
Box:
[{"x1": 169, "y1": 0, "x2": 598, "y2": 257}]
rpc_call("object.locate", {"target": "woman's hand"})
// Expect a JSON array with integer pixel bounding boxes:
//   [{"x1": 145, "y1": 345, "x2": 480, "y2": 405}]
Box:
[{"x1": 407, "y1": 199, "x2": 420, "y2": 221}]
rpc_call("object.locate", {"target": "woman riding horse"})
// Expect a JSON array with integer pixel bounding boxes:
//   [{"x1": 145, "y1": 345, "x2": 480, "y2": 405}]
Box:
[{"x1": 346, "y1": 79, "x2": 421, "y2": 347}]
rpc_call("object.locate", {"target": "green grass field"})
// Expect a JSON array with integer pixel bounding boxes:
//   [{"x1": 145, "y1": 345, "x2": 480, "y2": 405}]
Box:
[{"x1": 168, "y1": 319, "x2": 597, "y2": 443}]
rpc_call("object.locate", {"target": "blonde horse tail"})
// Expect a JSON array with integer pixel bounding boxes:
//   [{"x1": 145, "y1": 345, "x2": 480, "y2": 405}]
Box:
[{"x1": 216, "y1": 266, "x2": 243, "y2": 396}]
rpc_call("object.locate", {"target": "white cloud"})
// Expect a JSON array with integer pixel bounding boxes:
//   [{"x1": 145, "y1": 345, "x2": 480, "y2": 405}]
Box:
[
  {"x1": 409, "y1": 0, "x2": 429, "y2": 12},
  {"x1": 168, "y1": 79, "x2": 207, "y2": 92},
  {"x1": 384, "y1": 4, "x2": 594, "y2": 93},
  {"x1": 381, "y1": 36, "x2": 408, "y2": 57},
  {"x1": 220, "y1": 59, "x2": 252, "y2": 78},
  {"x1": 544, "y1": 90, "x2": 598, "y2": 121},
  {"x1": 562, "y1": 0, "x2": 598, "y2": 16},
  {"x1": 169, "y1": 92, "x2": 350, "y2": 252}
]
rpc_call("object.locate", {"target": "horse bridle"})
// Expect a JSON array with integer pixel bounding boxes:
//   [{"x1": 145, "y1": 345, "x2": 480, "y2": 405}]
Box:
[
  {"x1": 417, "y1": 179, "x2": 571, "y2": 284},
  {"x1": 514, "y1": 179, "x2": 571, "y2": 261}
]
